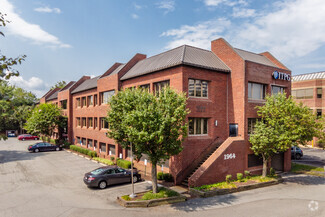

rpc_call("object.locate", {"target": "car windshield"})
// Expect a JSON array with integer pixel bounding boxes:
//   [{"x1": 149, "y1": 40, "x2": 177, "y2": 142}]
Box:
[{"x1": 90, "y1": 168, "x2": 106, "y2": 175}]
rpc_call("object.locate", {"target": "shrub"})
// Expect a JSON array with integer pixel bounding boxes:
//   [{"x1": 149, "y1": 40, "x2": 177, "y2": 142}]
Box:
[
  {"x1": 157, "y1": 172, "x2": 164, "y2": 180},
  {"x1": 163, "y1": 173, "x2": 174, "y2": 182},
  {"x1": 244, "y1": 170, "x2": 251, "y2": 178},
  {"x1": 269, "y1": 167, "x2": 275, "y2": 176},
  {"x1": 87, "y1": 151, "x2": 97, "y2": 158},
  {"x1": 117, "y1": 158, "x2": 131, "y2": 169},
  {"x1": 62, "y1": 141, "x2": 71, "y2": 149},
  {"x1": 141, "y1": 187, "x2": 179, "y2": 200},
  {"x1": 226, "y1": 174, "x2": 232, "y2": 183},
  {"x1": 110, "y1": 156, "x2": 115, "y2": 162},
  {"x1": 70, "y1": 145, "x2": 97, "y2": 158},
  {"x1": 93, "y1": 157, "x2": 114, "y2": 165},
  {"x1": 121, "y1": 195, "x2": 131, "y2": 201},
  {"x1": 237, "y1": 173, "x2": 243, "y2": 181}
]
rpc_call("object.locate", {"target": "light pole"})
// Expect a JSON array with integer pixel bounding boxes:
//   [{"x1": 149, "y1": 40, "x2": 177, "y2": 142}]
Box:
[{"x1": 129, "y1": 142, "x2": 136, "y2": 198}]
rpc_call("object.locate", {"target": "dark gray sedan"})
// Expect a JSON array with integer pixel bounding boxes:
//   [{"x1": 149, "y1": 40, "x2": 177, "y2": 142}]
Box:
[
  {"x1": 83, "y1": 166, "x2": 141, "y2": 189},
  {"x1": 28, "y1": 142, "x2": 62, "y2": 152}
]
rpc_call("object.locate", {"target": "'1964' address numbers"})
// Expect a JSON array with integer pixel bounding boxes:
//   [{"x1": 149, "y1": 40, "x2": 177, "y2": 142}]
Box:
[{"x1": 224, "y1": 153, "x2": 236, "y2": 160}]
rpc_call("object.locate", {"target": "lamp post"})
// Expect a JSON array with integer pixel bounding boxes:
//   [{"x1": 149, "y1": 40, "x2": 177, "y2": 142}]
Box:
[{"x1": 129, "y1": 142, "x2": 136, "y2": 198}]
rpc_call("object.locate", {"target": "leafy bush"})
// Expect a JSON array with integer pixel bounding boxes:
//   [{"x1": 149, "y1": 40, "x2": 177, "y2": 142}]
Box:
[
  {"x1": 226, "y1": 174, "x2": 232, "y2": 183},
  {"x1": 117, "y1": 158, "x2": 131, "y2": 169},
  {"x1": 93, "y1": 157, "x2": 114, "y2": 165},
  {"x1": 157, "y1": 172, "x2": 164, "y2": 180},
  {"x1": 70, "y1": 145, "x2": 97, "y2": 157},
  {"x1": 141, "y1": 187, "x2": 179, "y2": 200},
  {"x1": 244, "y1": 170, "x2": 251, "y2": 178},
  {"x1": 237, "y1": 173, "x2": 243, "y2": 182},
  {"x1": 110, "y1": 156, "x2": 115, "y2": 162},
  {"x1": 87, "y1": 151, "x2": 97, "y2": 158},
  {"x1": 62, "y1": 141, "x2": 71, "y2": 149},
  {"x1": 163, "y1": 173, "x2": 174, "y2": 182},
  {"x1": 121, "y1": 195, "x2": 131, "y2": 201},
  {"x1": 269, "y1": 167, "x2": 275, "y2": 176}
]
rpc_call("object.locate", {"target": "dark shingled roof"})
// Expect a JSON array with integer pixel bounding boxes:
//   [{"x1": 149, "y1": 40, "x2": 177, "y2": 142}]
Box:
[
  {"x1": 110, "y1": 64, "x2": 125, "y2": 75},
  {"x1": 71, "y1": 76, "x2": 100, "y2": 94},
  {"x1": 46, "y1": 90, "x2": 60, "y2": 101},
  {"x1": 234, "y1": 48, "x2": 277, "y2": 67},
  {"x1": 60, "y1": 81, "x2": 76, "y2": 91},
  {"x1": 121, "y1": 45, "x2": 230, "y2": 80}
]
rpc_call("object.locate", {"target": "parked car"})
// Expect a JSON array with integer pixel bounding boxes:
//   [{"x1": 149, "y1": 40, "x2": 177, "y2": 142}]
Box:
[
  {"x1": 291, "y1": 146, "x2": 303, "y2": 160},
  {"x1": 83, "y1": 166, "x2": 141, "y2": 189},
  {"x1": 28, "y1": 142, "x2": 62, "y2": 152},
  {"x1": 18, "y1": 134, "x2": 39, "y2": 141}
]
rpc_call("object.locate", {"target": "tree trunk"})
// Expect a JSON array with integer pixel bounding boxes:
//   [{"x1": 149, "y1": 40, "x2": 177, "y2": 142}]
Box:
[
  {"x1": 262, "y1": 155, "x2": 268, "y2": 177},
  {"x1": 151, "y1": 163, "x2": 158, "y2": 194}
]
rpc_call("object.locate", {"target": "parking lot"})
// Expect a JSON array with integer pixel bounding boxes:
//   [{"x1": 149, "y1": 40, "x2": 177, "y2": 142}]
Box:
[
  {"x1": 0, "y1": 138, "x2": 152, "y2": 217},
  {"x1": 1, "y1": 138, "x2": 324, "y2": 217}
]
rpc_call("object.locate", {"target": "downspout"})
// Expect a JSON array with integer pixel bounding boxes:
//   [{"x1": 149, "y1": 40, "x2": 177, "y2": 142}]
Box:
[{"x1": 227, "y1": 74, "x2": 229, "y2": 126}]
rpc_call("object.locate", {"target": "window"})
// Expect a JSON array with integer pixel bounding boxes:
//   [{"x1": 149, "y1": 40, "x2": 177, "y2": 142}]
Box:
[
  {"x1": 76, "y1": 137, "x2": 81, "y2": 144},
  {"x1": 154, "y1": 80, "x2": 170, "y2": 96},
  {"x1": 317, "y1": 88, "x2": 322, "y2": 98},
  {"x1": 292, "y1": 89, "x2": 313, "y2": 99},
  {"x1": 271, "y1": 86, "x2": 285, "y2": 95},
  {"x1": 188, "y1": 79, "x2": 208, "y2": 98},
  {"x1": 88, "y1": 95, "x2": 93, "y2": 106},
  {"x1": 248, "y1": 118, "x2": 261, "y2": 135},
  {"x1": 94, "y1": 140, "x2": 97, "y2": 149},
  {"x1": 60, "y1": 100, "x2": 67, "y2": 109},
  {"x1": 76, "y1": 98, "x2": 81, "y2": 107},
  {"x1": 88, "y1": 117, "x2": 93, "y2": 128},
  {"x1": 76, "y1": 118, "x2": 81, "y2": 127},
  {"x1": 101, "y1": 90, "x2": 115, "y2": 104},
  {"x1": 100, "y1": 142, "x2": 106, "y2": 152},
  {"x1": 94, "y1": 94, "x2": 98, "y2": 105},
  {"x1": 140, "y1": 84, "x2": 150, "y2": 91},
  {"x1": 317, "y1": 109, "x2": 322, "y2": 118},
  {"x1": 94, "y1": 117, "x2": 98, "y2": 128},
  {"x1": 88, "y1": 139, "x2": 93, "y2": 147},
  {"x1": 82, "y1": 138, "x2": 86, "y2": 146},
  {"x1": 82, "y1": 97, "x2": 86, "y2": 107},
  {"x1": 229, "y1": 124, "x2": 238, "y2": 137},
  {"x1": 100, "y1": 117, "x2": 109, "y2": 129},
  {"x1": 82, "y1": 118, "x2": 86, "y2": 127},
  {"x1": 188, "y1": 118, "x2": 208, "y2": 135},
  {"x1": 248, "y1": 82, "x2": 266, "y2": 100},
  {"x1": 109, "y1": 144, "x2": 116, "y2": 155}
]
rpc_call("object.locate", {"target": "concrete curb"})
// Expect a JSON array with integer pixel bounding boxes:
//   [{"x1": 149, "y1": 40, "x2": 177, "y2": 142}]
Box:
[
  {"x1": 190, "y1": 177, "x2": 283, "y2": 198},
  {"x1": 117, "y1": 194, "x2": 187, "y2": 208}
]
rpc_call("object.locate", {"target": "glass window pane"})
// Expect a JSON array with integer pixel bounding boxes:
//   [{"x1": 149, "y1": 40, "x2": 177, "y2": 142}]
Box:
[
  {"x1": 188, "y1": 79, "x2": 194, "y2": 97},
  {"x1": 202, "y1": 81, "x2": 208, "y2": 97},
  {"x1": 248, "y1": 83, "x2": 252, "y2": 99},
  {"x1": 189, "y1": 118, "x2": 194, "y2": 135},
  {"x1": 203, "y1": 118, "x2": 208, "y2": 134},
  {"x1": 296, "y1": 89, "x2": 304, "y2": 99},
  {"x1": 195, "y1": 118, "x2": 201, "y2": 134},
  {"x1": 305, "y1": 89, "x2": 313, "y2": 99},
  {"x1": 195, "y1": 80, "x2": 202, "y2": 97}
]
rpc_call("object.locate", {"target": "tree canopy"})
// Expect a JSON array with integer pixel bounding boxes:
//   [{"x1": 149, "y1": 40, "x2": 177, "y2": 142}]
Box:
[
  {"x1": 0, "y1": 12, "x2": 26, "y2": 80},
  {"x1": 24, "y1": 103, "x2": 62, "y2": 140},
  {"x1": 249, "y1": 93, "x2": 325, "y2": 176},
  {"x1": 0, "y1": 80, "x2": 37, "y2": 140},
  {"x1": 51, "y1": 81, "x2": 67, "y2": 90},
  {"x1": 107, "y1": 87, "x2": 189, "y2": 193}
]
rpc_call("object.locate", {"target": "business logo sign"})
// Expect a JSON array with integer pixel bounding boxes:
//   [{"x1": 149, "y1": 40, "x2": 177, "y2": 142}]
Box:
[{"x1": 272, "y1": 71, "x2": 291, "y2": 81}]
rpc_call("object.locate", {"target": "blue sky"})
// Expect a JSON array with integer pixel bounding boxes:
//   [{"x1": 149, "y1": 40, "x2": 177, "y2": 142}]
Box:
[{"x1": 1, "y1": 0, "x2": 325, "y2": 97}]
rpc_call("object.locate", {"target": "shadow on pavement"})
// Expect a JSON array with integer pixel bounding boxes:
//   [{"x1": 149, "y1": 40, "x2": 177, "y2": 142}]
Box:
[
  {"x1": 0, "y1": 150, "x2": 48, "y2": 164},
  {"x1": 170, "y1": 193, "x2": 237, "y2": 212},
  {"x1": 282, "y1": 174, "x2": 325, "y2": 186}
]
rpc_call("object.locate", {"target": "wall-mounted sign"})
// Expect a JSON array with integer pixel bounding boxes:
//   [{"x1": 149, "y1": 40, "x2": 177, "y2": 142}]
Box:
[
  {"x1": 196, "y1": 105, "x2": 206, "y2": 112},
  {"x1": 224, "y1": 153, "x2": 236, "y2": 160},
  {"x1": 272, "y1": 71, "x2": 291, "y2": 81}
]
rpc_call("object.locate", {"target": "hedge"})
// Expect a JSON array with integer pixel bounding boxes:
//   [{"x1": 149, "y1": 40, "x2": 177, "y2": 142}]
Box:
[
  {"x1": 117, "y1": 158, "x2": 131, "y2": 169},
  {"x1": 70, "y1": 145, "x2": 97, "y2": 158},
  {"x1": 93, "y1": 157, "x2": 114, "y2": 165},
  {"x1": 157, "y1": 172, "x2": 174, "y2": 182}
]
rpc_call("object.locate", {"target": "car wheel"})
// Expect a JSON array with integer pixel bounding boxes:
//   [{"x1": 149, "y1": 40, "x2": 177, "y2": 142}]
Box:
[
  {"x1": 56, "y1": 147, "x2": 60, "y2": 151},
  {"x1": 98, "y1": 181, "x2": 107, "y2": 189},
  {"x1": 132, "y1": 176, "x2": 138, "y2": 183},
  {"x1": 34, "y1": 149, "x2": 39, "y2": 153},
  {"x1": 295, "y1": 154, "x2": 301, "y2": 160},
  {"x1": 22, "y1": 138, "x2": 25, "y2": 141}
]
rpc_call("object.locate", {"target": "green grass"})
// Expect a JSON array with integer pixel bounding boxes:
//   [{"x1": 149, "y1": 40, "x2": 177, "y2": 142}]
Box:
[
  {"x1": 121, "y1": 195, "x2": 131, "y2": 201},
  {"x1": 140, "y1": 187, "x2": 179, "y2": 200},
  {"x1": 93, "y1": 157, "x2": 114, "y2": 165},
  {"x1": 291, "y1": 163, "x2": 324, "y2": 176},
  {"x1": 194, "y1": 175, "x2": 277, "y2": 191}
]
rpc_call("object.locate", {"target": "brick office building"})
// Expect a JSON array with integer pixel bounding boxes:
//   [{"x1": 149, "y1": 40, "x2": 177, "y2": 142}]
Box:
[
  {"x1": 292, "y1": 71, "x2": 325, "y2": 147},
  {"x1": 40, "y1": 38, "x2": 292, "y2": 187}
]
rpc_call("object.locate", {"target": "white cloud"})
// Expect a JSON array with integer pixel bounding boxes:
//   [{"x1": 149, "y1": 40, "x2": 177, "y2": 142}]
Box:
[
  {"x1": 162, "y1": 0, "x2": 325, "y2": 62},
  {"x1": 161, "y1": 19, "x2": 231, "y2": 50},
  {"x1": 34, "y1": 6, "x2": 61, "y2": 14},
  {"x1": 203, "y1": 0, "x2": 247, "y2": 7},
  {"x1": 8, "y1": 75, "x2": 50, "y2": 97},
  {"x1": 232, "y1": 7, "x2": 256, "y2": 18},
  {"x1": 131, "y1": 13, "x2": 139, "y2": 19},
  {"x1": 157, "y1": 0, "x2": 175, "y2": 14},
  {"x1": 0, "y1": 0, "x2": 71, "y2": 48},
  {"x1": 134, "y1": 3, "x2": 142, "y2": 10}
]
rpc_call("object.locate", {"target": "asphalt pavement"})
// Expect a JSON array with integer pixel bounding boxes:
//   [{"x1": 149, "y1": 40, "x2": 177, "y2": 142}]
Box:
[
  {"x1": 293, "y1": 146, "x2": 325, "y2": 167},
  {"x1": 0, "y1": 138, "x2": 324, "y2": 217}
]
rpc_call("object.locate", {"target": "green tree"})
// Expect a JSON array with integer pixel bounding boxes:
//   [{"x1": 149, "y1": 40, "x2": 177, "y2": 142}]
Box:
[
  {"x1": 24, "y1": 103, "x2": 62, "y2": 140},
  {"x1": 249, "y1": 93, "x2": 324, "y2": 176},
  {"x1": 107, "y1": 87, "x2": 189, "y2": 193},
  {"x1": 0, "y1": 80, "x2": 36, "y2": 140},
  {"x1": 51, "y1": 81, "x2": 67, "y2": 90},
  {"x1": 0, "y1": 12, "x2": 26, "y2": 80}
]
